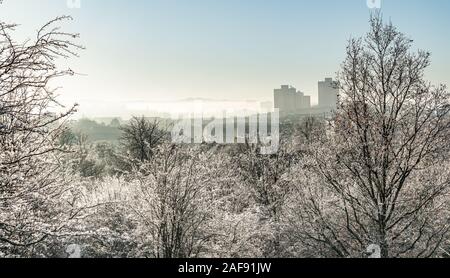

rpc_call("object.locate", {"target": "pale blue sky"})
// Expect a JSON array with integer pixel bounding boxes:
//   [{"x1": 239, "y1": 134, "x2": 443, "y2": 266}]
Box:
[{"x1": 1, "y1": 0, "x2": 450, "y2": 116}]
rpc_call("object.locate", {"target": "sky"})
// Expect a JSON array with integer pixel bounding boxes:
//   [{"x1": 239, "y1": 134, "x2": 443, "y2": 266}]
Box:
[{"x1": 1, "y1": 0, "x2": 450, "y2": 117}]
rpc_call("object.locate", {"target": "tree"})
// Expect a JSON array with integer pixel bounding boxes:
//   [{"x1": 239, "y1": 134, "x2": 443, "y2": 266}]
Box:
[
  {"x1": 291, "y1": 15, "x2": 450, "y2": 258},
  {"x1": 129, "y1": 144, "x2": 216, "y2": 258},
  {"x1": 0, "y1": 16, "x2": 85, "y2": 256},
  {"x1": 120, "y1": 116, "x2": 168, "y2": 162},
  {"x1": 71, "y1": 132, "x2": 105, "y2": 178},
  {"x1": 295, "y1": 116, "x2": 326, "y2": 144},
  {"x1": 232, "y1": 139, "x2": 300, "y2": 257}
]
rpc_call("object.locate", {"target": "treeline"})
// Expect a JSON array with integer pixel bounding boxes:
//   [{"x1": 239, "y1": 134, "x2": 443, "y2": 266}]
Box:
[
  {"x1": 56, "y1": 115, "x2": 330, "y2": 258},
  {"x1": 68, "y1": 118, "x2": 122, "y2": 143}
]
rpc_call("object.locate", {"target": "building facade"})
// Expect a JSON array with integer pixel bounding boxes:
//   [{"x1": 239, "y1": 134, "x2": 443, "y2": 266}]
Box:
[
  {"x1": 274, "y1": 85, "x2": 311, "y2": 114},
  {"x1": 318, "y1": 78, "x2": 338, "y2": 110}
]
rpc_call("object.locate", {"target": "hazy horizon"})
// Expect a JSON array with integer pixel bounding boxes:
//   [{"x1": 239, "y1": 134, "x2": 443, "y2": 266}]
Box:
[{"x1": 1, "y1": 0, "x2": 450, "y2": 118}]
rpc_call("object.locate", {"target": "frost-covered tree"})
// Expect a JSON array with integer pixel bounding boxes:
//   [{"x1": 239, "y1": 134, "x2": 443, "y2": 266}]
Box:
[
  {"x1": 120, "y1": 116, "x2": 168, "y2": 163},
  {"x1": 232, "y1": 139, "x2": 300, "y2": 257},
  {"x1": 290, "y1": 15, "x2": 450, "y2": 258},
  {"x1": 128, "y1": 144, "x2": 217, "y2": 258},
  {"x1": 0, "y1": 16, "x2": 84, "y2": 256}
]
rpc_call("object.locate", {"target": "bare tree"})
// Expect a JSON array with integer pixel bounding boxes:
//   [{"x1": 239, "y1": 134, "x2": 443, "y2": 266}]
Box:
[
  {"x1": 0, "y1": 16, "x2": 84, "y2": 255},
  {"x1": 129, "y1": 144, "x2": 215, "y2": 258},
  {"x1": 234, "y1": 140, "x2": 298, "y2": 220},
  {"x1": 120, "y1": 116, "x2": 168, "y2": 162},
  {"x1": 233, "y1": 139, "x2": 300, "y2": 257},
  {"x1": 292, "y1": 15, "x2": 450, "y2": 258},
  {"x1": 295, "y1": 116, "x2": 326, "y2": 143}
]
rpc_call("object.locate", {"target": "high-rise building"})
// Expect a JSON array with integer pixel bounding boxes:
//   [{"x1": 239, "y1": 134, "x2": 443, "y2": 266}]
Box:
[
  {"x1": 318, "y1": 78, "x2": 338, "y2": 110},
  {"x1": 274, "y1": 85, "x2": 311, "y2": 113}
]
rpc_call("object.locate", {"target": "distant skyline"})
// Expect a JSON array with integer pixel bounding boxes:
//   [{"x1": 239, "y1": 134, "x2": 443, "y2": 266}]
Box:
[{"x1": 1, "y1": 0, "x2": 450, "y2": 117}]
